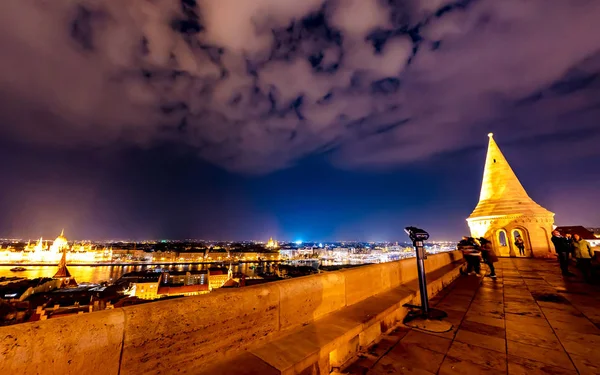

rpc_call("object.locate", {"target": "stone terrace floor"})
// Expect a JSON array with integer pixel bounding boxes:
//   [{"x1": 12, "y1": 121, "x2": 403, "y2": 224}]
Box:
[{"x1": 339, "y1": 258, "x2": 600, "y2": 375}]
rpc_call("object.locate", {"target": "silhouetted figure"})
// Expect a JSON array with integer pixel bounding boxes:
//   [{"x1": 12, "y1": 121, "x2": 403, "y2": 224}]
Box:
[
  {"x1": 515, "y1": 236, "x2": 525, "y2": 256},
  {"x1": 479, "y1": 238, "x2": 498, "y2": 278},
  {"x1": 565, "y1": 233, "x2": 575, "y2": 257},
  {"x1": 551, "y1": 230, "x2": 574, "y2": 276},
  {"x1": 573, "y1": 234, "x2": 594, "y2": 283},
  {"x1": 458, "y1": 237, "x2": 481, "y2": 276}
]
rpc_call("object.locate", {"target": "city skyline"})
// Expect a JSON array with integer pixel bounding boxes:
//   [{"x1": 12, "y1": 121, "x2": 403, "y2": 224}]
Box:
[{"x1": 0, "y1": 1, "x2": 599, "y2": 240}]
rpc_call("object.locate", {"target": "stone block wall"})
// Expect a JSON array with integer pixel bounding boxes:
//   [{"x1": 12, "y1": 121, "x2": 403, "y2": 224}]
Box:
[
  {"x1": 468, "y1": 214, "x2": 554, "y2": 258},
  {"x1": 0, "y1": 251, "x2": 462, "y2": 375}
]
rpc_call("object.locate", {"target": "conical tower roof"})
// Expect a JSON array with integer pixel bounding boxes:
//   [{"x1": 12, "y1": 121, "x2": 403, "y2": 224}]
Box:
[
  {"x1": 53, "y1": 248, "x2": 72, "y2": 278},
  {"x1": 469, "y1": 133, "x2": 553, "y2": 219}
]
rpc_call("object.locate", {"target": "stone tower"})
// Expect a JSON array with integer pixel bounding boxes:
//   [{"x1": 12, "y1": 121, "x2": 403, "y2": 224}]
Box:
[
  {"x1": 467, "y1": 133, "x2": 555, "y2": 258},
  {"x1": 53, "y1": 247, "x2": 78, "y2": 287}
]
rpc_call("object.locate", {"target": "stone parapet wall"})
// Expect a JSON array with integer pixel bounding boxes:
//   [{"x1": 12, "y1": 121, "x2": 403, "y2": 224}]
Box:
[{"x1": 0, "y1": 251, "x2": 462, "y2": 375}]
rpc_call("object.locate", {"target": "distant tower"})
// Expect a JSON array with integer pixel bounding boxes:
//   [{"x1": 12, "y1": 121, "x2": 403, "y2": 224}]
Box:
[
  {"x1": 53, "y1": 247, "x2": 78, "y2": 287},
  {"x1": 467, "y1": 133, "x2": 555, "y2": 258}
]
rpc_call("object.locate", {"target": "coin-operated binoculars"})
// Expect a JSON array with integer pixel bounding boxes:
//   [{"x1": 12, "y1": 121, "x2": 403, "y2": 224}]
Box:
[{"x1": 403, "y1": 227, "x2": 452, "y2": 332}]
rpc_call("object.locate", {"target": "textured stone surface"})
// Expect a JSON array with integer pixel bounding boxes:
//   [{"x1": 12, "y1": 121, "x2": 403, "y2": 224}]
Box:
[
  {"x1": 0, "y1": 251, "x2": 463, "y2": 375},
  {"x1": 120, "y1": 283, "x2": 280, "y2": 375},
  {"x1": 278, "y1": 272, "x2": 346, "y2": 329},
  {"x1": 0, "y1": 309, "x2": 124, "y2": 375},
  {"x1": 251, "y1": 259, "x2": 463, "y2": 375},
  {"x1": 341, "y1": 261, "x2": 401, "y2": 306}
]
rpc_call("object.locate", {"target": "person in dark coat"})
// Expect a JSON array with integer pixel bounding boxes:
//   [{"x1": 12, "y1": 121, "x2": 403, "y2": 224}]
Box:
[
  {"x1": 565, "y1": 233, "x2": 575, "y2": 257},
  {"x1": 515, "y1": 236, "x2": 526, "y2": 256},
  {"x1": 551, "y1": 230, "x2": 574, "y2": 276},
  {"x1": 458, "y1": 237, "x2": 481, "y2": 276},
  {"x1": 479, "y1": 238, "x2": 498, "y2": 278}
]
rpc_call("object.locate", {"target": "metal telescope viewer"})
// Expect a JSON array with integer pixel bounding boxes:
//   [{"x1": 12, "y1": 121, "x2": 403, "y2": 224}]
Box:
[
  {"x1": 402, "y1": 226, "x2": 451, "y2": 331},
  {"x1": 404, "y1": 226, "x2": 431, "y2": 315}
]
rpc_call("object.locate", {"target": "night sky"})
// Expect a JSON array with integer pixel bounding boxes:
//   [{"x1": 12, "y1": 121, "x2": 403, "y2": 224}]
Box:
[{"x1": 0, "y1": 0, "x2": 599, "y2": 241}]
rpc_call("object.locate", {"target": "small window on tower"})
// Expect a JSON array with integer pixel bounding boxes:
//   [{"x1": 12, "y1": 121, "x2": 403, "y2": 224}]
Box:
[{"x1": 493, "y1": 159, "x2": 496, "y2": 163}]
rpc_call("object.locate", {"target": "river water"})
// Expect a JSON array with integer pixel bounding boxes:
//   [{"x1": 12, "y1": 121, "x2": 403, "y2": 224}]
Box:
[{"x1": 0, "y1": 263, "x2": 265, "y2": 284}]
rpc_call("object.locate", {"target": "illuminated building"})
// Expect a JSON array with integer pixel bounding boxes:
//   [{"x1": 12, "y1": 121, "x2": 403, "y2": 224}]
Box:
[
  {"x1": 0, "y1": 230, "x2": 112, "y2": 264},
  {"x1": 208, "y1": 265, "x2": 233, "y2": 290},
  {"x1": 121, "y1": 272, "x2": 162, "y2": 300},
  {"x1": 131, "y1": 279, "x2": 160, "y2": 300},
  {"x1": 266, "y1": 237, "x2": 279, "y2": 249},
  {"x1": 158, "y1": 270, "x2": 210, "y2": 297},
  {"x1": 467, "y1": 133, "x2": 555, "y2": 257},
  {"x1": 162, "y1": 270, "x2": 208, "y2": 286},
  {"x1": 157, "y1": 284, "x2": 209, "y2": 297}
]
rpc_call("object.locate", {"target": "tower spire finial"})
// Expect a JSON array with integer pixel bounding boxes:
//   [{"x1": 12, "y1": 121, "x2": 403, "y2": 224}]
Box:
[{"x1": 488, "y1": 132, "x2": 494, "y2": 138}]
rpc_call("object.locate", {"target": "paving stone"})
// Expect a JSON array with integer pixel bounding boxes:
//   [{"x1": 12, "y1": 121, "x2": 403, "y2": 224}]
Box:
[
  {"x1": 506, "y1": 340, "x2": 575, "y2": 371},
  {"x1": 400, "y1": 330, "x2": 452, "y2": 355},
  {"x1": 542, "y1": 308, "x2": 586, "y2": 323},
  {"x1": 553, "y1": 330, "x2": 600, "y2": 357},
  {"x1": 548, "y1": 317, "x2": 599, "y2": 335},
  {"x1": 459, "y1": 319, "x2": 505, "y2": 338},
  {"x1": 370, "y1": 358, "x2": 435, "y2": 375},
  {"x1": 504, "y1": 295, "x2": 536, "y2": 303},
  {"x1": 343, "y1": 355, "x2": 377, "y2": 374},
  {"x1": 383, "y1": 342, "x2": 445, "y2": 374},
  {"x1": 436, "y1": 302, "x2": 471, "y2": 313},
  {"x1": 465, "y1": 311, "x2": 505, "y2": 328},
  {"x1": 201, "y1": 352, "x2": 280, "y2": 375},
  {"x1": 468, "y1": 305, "x2": 506, "y2": 318},
  {"x1": 446, "y1": 341, "x2": 507, "y2": 372},
  {"x1": 366, "y1": 335, "x2": 403, "y2": 358},
  {"x1": 454, "y1": 329, "x2": 506, "y2": 353},
  {"x1": 505, "y1": 326, "x2": 562, "y2": 351},
  {"x1": 504, "y1": 301, "x2": 542, "y2": 314},
  {"x1": 439, "y1": 356, "x2": 506, "y2": 375},
  {"x1": 504, "y1": 313, "x2": 550, "y2": 327},
  {"x1": 467, "y1": 308, "x2": 505, "y2": 320},
  {"x1": 473, "y1": 294, "x2": 504, "y2": 303},
  {"x1": 504, "y1": 307, "x2": 543, "y2": 318},
  {"x1": 569, "y1": 353, "x2": 600, "y2": 375},
  {"x1": 507, "y1": 355, "x2": 578, "y2": 375}
]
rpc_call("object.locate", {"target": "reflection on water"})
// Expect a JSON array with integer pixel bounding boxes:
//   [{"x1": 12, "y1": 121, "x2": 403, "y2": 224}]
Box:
[{"x1": 0, "y1": 263, "x2": 264, "y2": 284}]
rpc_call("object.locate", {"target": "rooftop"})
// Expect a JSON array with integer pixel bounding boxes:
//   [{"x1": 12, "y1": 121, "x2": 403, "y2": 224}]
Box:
[{"x1": 556, "y1": 226, "x2": 598, "y2": 241}]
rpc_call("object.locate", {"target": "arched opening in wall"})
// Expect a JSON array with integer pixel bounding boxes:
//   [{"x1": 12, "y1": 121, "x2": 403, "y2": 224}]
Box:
[
  {"x1": 511, "y1": 228, "x2": 529, "y2": 257},
  {"x1": 496, "y1": 230, "x2": 510, "y2": 257},
  {"x1": 498, "y1": 230, "x2": 508, "y2": 247}
]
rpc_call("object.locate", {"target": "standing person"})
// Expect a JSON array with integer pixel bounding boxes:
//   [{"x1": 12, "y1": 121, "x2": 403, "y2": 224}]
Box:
[
  {"x1": 551, "y1": 230, "x2": 574, "y2": 276},
  {"x1": 479, "y1": 238, "x2": 498, "y2": 278},
  {"x1": 515, "y1": 236, "x2": 526, "y2": 256},
  {"x1": 458, "y1": 237, "x2": 481, "y2": 276},
  {"x1": 572, "y1": 234, "x2": 594, "y2": 282},
  {"x1": 565, "y1": 233, "x2": 575, "y2": 258}
]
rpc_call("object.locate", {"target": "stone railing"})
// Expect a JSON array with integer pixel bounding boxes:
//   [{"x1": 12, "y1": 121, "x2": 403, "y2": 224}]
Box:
[{"x1": 0, "y1": 251, "x2": 463, "y2": 375}]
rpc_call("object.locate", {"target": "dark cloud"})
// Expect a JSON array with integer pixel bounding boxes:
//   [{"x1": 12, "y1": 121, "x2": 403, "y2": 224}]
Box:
[{"x1": 0, "y1": 0, "x2": 599, "y2": 173}]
